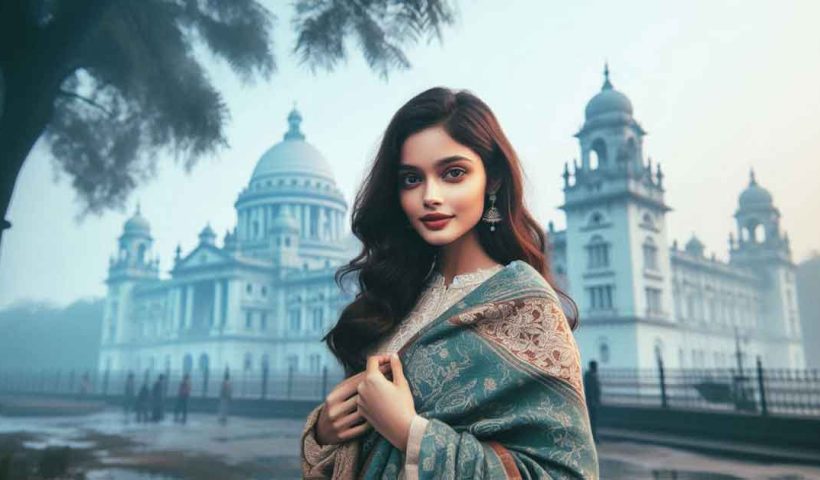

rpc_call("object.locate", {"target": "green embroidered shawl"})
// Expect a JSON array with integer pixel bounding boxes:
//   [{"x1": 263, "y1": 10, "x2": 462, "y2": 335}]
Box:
[{"x1": 357, "y1": 259, "x2": 599, "y2": 479}]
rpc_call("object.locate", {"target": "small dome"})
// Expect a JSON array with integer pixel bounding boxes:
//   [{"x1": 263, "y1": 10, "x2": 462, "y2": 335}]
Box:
[
  {"x1": 685, "y1": 234, "x2": 705, "y2": 257},
  {"x1": 739, "y1": 169, "x2": 773, "y2": 209},
  {"x1": 124, "y1": 204, "x2": 151, "y2": 235},
  {"x1": 199, "y1": 224, "x2": 216, "y2": 245},
  {"x1": 272, "y1": 207, "x2": 300, "y2": 232},
  {"x1": 251, "y1": 107, "x2": 335, "y2": 182},
  {"x1": 584, "y1": 64, "x2": 634, "y2": 119}
]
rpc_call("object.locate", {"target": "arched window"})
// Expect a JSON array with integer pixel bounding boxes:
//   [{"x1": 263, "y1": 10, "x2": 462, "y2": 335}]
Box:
[
  {"x1": 589, "y1": 138, "x2": 607, "y2": 170},
  {"x1": 643, "y1": 237, "x2": 658, "y2": 271},
  {"x1": 586, "y1": 235, "x2": 610, "y2": 269},
  {"x1": 243, "y1": 353, "x2": 253, "y2": 372},
  {"x1": 753, "y1": 224, "x2": 766, "y2": 243},
  {"x1": 261, "y1": 354, "x2": 270, "y2": 371},
  {"x1": 137, "y1": 244, "x2": 146, "y2": 262}
]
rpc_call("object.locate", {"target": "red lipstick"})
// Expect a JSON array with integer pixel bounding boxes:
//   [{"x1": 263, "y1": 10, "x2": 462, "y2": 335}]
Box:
[{"x1": 420, "y1": 213, "x2": 454, "y2": 230}]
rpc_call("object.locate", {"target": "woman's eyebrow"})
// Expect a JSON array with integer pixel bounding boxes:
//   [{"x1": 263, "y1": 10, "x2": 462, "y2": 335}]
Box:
[{"x1": 398, "y1": 155, "x2": 473, "y2": 172}]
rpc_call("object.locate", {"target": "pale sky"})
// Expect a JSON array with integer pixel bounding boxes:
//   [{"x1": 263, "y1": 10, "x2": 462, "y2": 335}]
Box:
[{"x1": 2, "y1": 0, "x2": 819, "y2": 309}]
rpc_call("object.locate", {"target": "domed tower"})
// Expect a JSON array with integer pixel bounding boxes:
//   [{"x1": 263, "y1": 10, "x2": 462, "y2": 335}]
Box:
[
  {"x1": 562, "y1": 65, "x2": 675, "y2": 368},
  {"x1": 731, "y1": 169, "x2": 789, "y2": 258},
  {"x1": 730, "y1": 169, "x2": 801, "y2": 359},
  {"x1": 234, "y1": 107, "x2": 349, "y2": 267},
  {"x1": 104, "y1": 204, "x2": 160, "y2": 348}
]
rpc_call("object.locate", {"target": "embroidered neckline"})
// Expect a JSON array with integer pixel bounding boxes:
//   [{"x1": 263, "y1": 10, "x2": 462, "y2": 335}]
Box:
[{"x1": 429, "y1": 263, "x2": 504, "y2": 289}]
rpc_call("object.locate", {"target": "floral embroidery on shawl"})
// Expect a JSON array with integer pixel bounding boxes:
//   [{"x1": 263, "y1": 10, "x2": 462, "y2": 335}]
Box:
[{"x1": 451, "y1": 296, "x2": 585, "y2": 398}]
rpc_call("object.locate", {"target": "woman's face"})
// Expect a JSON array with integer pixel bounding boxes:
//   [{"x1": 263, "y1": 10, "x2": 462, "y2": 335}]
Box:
[{"x1": 398, "y1": 125, "x2": 487, "y2": 246}]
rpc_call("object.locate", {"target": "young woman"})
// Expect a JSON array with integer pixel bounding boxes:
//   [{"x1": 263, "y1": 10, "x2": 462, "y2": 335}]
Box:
[{"x1": 300, "y1": 87, "x2": 599, "y2": 479}]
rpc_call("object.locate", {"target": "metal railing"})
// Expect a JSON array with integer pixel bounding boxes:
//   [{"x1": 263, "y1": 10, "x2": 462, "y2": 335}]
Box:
[
  {"x1": 0, "y1": 366, "x2": 345, "y2": 402},
  {"x1": 597, "y1": 357, "x2": 820, "y2": 418}
]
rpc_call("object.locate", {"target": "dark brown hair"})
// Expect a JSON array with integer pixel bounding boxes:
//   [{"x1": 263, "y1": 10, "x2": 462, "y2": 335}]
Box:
[{"x1": 324, "y1": 87, "x2": 578, "y2": 376}]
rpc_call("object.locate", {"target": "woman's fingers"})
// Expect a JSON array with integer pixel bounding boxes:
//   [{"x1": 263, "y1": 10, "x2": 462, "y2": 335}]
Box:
[
  {"x1": 334, "y1": 407, "x2": 366, "y2": 430},
  {"x1": 330, "y1": 393, "x2": 359, "y2": 419},
  {"x1": 338, "y1": 420, "x2": 372, "y2": 441}
]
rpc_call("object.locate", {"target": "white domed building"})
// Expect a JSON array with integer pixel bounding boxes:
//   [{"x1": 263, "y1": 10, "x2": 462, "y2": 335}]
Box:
[
  {"x1": 99, "y1": 109, "x2": 360, "y2": 381},
  {"x1": 550, "y1": 65, "x2": 805, "y2": 370}
]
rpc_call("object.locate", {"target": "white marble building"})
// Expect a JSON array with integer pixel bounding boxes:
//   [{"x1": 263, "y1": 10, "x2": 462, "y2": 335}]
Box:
[
  {"x1": 549, "y1": 66, "x2": 805, "y2": 370},
  {"x1": 100, "y1": 70, "x2": 805, "y2": 378},
  {"x1": 99, "y1": 109, "x2": 359, "y2": 377}
]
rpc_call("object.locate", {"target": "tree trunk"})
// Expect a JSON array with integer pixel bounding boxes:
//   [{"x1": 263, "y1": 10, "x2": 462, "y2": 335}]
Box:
[{"x1": 0, "y1": 0, "x2": 111, "y2": 253}]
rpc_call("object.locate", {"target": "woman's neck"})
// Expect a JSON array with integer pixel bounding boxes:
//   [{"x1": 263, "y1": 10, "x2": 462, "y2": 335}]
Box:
[{"x1": 435, "y1": 229, "x2": 501, "y2": 287}]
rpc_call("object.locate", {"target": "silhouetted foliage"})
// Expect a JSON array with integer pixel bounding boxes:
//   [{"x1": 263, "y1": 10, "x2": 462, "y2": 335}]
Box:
[{"x1": 0, "y1": 0, "x2": 456, "y2": 248}]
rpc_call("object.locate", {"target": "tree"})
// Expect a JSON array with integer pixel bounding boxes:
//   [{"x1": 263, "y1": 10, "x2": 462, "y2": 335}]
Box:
[{"x1": 0, "y1": 0, "x2": 456, "y2": 249}]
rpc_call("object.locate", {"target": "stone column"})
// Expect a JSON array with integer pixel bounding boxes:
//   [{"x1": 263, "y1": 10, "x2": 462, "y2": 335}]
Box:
[
  {"x1": 184, "y1": 284, "x2": 194, "y2": 329},
  {"x1": 212, "y1": 279, "x2": 222, "y2": 333}
]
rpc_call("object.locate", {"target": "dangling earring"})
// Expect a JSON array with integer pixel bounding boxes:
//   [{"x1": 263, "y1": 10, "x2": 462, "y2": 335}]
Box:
[{"x1": 482, "y1": 186, "x2": 503, "y2": 232}]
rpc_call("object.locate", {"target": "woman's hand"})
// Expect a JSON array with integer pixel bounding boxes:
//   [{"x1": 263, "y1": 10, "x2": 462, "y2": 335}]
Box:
[
  {"x1": 357, "y1": 353, "x2": 417, "y2": 452},
  {"x1": 314, "y1": 355, "x2": 393, "y2": 446}
]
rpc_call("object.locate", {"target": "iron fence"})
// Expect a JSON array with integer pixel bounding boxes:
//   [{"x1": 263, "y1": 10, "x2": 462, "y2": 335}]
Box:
[
  {"x1": 598, "y1": 357, "x2": 820, "y2": 417},
  {"x1": 2, "y1": 358, "x2": 818, "y2": 418},
  {"x1": 0, "y1": 366, "x2": 345, "y2": 402}
]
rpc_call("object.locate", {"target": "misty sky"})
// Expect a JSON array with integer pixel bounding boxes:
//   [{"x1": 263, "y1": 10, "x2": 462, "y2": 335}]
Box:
[{"x1": 1, "y1": 0, "x2": 819, "y2": 309}]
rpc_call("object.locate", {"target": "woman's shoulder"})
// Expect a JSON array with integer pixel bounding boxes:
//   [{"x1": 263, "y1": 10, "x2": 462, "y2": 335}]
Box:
[{"x1": 494, "y1": 260, "x2": 560, "y2": 303}]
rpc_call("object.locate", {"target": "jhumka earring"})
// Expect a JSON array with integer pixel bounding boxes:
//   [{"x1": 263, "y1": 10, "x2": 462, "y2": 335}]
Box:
[{"x1": 481, "y1": 187, "x2": 503, "y2": 232}]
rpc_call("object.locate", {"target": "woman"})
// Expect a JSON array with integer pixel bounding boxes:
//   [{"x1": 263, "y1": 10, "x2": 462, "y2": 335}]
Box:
[{"x1": 300, "y1": 87, "x2": 599, "y2": 479}]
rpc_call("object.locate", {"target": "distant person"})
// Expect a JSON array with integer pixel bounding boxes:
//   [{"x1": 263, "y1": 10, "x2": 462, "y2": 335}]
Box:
[
  {"x1": 151, "y1": 374, "x2": 166, "y2": 422},
  {"x1": 79, "y1": 372, "x2": 91, "y2": 396},
  {"x1": 123, "y1": 372, "x2": 136, "y2": 422},
  {"x1": 173, "y1": 374, "x2": 192, "y2": 424},
  {"x1": 583, "y1": 360, "x2": 602, "y2": 443},
  {"x1": 218, "y1": 370, "x2": 231, "y2": 425},
  {"x1": 136, "y1": 380, "x2": 150, "y2": 423}
]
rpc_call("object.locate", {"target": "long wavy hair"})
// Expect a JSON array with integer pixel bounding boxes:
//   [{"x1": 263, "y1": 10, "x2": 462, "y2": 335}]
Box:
[{"x1": 323, "y1": 87, "x2": 578, "y2": 376}]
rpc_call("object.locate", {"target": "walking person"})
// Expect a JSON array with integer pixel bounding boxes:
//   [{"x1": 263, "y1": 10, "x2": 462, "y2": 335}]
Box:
[
  {"x1": 173, "y1": 373, "x2": 192, "y2": 424},
  {"x1": 583, "y1": 360, "x2": 602, "y2": 444},
  {"x1": 218, "y1": 369, "x2": 231, "y2": 425},
  {"x1": 151, "y1": 374, "x2": 166, "y2": 422},
  {"x1": 135, "y1": 379, "x2": 150, "y2": 423},
  {"x1": 123, "y1": 371, "x2": 135, "y2": 423}
]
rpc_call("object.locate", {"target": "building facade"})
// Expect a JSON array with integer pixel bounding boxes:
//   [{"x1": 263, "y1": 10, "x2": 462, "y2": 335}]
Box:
[
  {"x1": 100, "y1": 69, "x2": 806, "y2": 378},
  {"x1": 99, "y1": 109, "x2": 359, "y2": 377},
  {"x1": 550, "y1": 66, "x2": 805, "y2": 370}
]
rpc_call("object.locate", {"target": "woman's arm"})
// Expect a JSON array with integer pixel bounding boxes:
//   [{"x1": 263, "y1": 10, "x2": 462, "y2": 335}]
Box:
[{"x1": 301, "y1": 403, "x2": 340, "y2": 479}]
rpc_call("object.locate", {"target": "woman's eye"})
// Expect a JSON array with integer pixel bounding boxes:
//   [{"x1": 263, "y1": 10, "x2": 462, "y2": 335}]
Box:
[
  {"x1": 445, "y1": 168, "x2": 466, "y2": 180},
  {"x1": 401, "y1": 174, "x2": 420, "y2": 186}
]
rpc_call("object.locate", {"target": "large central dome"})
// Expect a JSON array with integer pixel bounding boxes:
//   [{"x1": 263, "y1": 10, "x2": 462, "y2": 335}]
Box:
[{"x1": 251, "y1": 108, "x2": 335, "y2": 182}]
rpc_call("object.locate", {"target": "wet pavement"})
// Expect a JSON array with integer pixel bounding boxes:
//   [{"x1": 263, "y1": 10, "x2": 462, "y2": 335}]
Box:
[{"x1": 1, "y1": 409, "x2": 819, "y2": 479}]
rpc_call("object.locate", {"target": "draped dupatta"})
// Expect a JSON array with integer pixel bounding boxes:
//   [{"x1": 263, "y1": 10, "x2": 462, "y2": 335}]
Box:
[{"x1": 354, "y1": 259, "x2": 599, "y2": 479}]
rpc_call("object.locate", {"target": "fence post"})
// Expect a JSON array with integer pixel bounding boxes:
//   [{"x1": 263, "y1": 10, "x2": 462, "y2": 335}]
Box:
[
  {"x1": 103, "y1": 368, "x2": 110, "y2": 396},
  {"x1": 287, "y1": 365, "x2": 294, "y2": 400},
  {"x1": 756, "y1": 356, "x2": 768, "y2": 416},
  {"x1": 261, "y1": 366, "x2": 269, "y2": 400},
  {"x1": 321, "y1": 366, "x2": 328, "y2": 401},
  {"x1": 657, "y1": 356, "x2": 668, "y2": 408},
  {"x1": 202, "y1": 367, "x2": 210, "y2": 398}
]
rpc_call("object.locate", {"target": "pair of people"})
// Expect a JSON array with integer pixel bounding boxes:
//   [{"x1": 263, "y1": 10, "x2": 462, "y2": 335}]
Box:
[{"x1": 300, "y1": 87, "x2": 599, "y2": 479}]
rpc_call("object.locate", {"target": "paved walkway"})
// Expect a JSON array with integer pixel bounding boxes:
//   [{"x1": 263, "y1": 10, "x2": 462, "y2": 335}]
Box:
[{"x1": 2, "y1": 409, "x2": 820, "y2": 479}]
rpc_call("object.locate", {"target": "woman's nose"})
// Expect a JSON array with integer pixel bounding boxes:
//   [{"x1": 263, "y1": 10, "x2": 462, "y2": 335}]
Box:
[{"x1": 423, "y1": 181, "x2": 443, "y2": 207}]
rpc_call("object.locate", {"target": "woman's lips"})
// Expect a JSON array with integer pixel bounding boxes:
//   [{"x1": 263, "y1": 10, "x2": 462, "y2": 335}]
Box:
[{"x1": 421, "y1": 216, "x2": 453, "y2": 230}]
